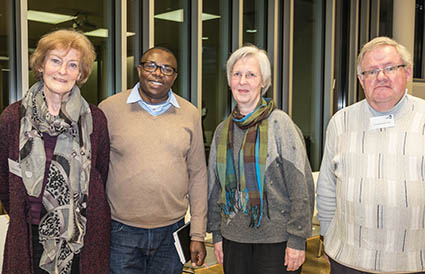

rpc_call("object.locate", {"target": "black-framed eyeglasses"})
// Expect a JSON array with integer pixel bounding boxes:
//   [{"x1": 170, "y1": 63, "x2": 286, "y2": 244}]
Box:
[
  {"x1": 139, "y1": 61, "x2": 177, "y2": 76},
  {"x1": 360, "y1": 64, "x2": 406, "y2": 78}
]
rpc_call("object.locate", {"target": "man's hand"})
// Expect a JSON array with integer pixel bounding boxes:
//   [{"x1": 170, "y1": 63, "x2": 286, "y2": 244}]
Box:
[
  {"x1": 190, "y1": 240, "x2": 206, "y2": 267},
  {"x1": 213, "y1": 241, "x2": 224, "y2": 264},
  {"x1": 284, "y1": 247, "x2": 305, "y2": 271}
]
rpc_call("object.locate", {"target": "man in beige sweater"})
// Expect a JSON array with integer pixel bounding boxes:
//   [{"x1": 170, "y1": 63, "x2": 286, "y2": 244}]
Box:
[{"x1": 99, "y1": 47, "x2": 208, "y2": 274}]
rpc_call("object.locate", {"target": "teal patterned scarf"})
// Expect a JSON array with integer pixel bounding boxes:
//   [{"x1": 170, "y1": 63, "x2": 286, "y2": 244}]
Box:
[{"x1": 216, "y1": 97, "x2": 276, "y2": 227}]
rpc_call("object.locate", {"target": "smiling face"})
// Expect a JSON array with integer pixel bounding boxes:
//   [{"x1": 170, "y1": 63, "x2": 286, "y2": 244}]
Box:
[
  {"x1": 39, "y1": 48, "x2": 81, "y2": 99},
  {"x1": 137, "y1": 49, "x2": 177, "y2": 104},
  {"x1": 230, "y1": 56, "x2": 264, "y2": 115},
  {"x1": 358, "y1": 45, "x2": 412, "y2": 112}
]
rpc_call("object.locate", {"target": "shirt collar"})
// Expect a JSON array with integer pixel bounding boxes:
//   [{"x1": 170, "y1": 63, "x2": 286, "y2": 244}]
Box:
[
  {"x1": 126, "y1": 82, "x2": 180, "y2": 108},
  {"x1": 367, "y1": 88, "x2": 408, "y2": 117}
]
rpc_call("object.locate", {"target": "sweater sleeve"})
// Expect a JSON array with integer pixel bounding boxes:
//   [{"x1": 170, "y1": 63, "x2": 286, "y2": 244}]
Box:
[
  {"x1": 187, "y1": 113, "x2": 208, "y2": 242},
  {"x1": 280, "y1": 121, "x2": 315, "y2": 251},
  {"x1": 0, "y1": 105, "x2": 15, "y2": 213},
  {"x1": 316, "y1": 119, "x2": 337, "y2": 236},
  {"x1": 91, "y1": 106, "x2": 110, "y2": 186},
  {"x1": 207, "y1": 125, "x2": 223, "y2": 243}
]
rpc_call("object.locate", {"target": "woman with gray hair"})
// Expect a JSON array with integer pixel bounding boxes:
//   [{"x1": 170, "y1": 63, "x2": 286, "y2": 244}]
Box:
[{"x1": 207, "y1": 45, "x2": 314, "y2": 273}]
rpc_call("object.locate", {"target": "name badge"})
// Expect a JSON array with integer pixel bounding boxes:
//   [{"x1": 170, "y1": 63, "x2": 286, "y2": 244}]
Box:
[
  {"x1": 8, "y1": 158, "x2": 22, "y2": 178},
  {"x1": 369, "y1": 114, "x2": 395, "y2": 130}
]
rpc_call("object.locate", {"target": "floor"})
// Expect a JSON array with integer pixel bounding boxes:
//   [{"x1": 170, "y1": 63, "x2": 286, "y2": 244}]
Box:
[{"x1": 183, "y1": 235, "x2": 330, "y2": 274}]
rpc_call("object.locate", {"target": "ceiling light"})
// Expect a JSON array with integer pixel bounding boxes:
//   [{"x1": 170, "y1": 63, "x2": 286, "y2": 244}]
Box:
[
  {"x1": 202, "y1": 13, "x2": 220, "y2": 21},
  {"x1": 154, "y1": 9, "x2": 221, "y2": 23},
  {"x1": 246, "y1": 29, "x2": 257, "y2": 33},
  {"x1": 27, "y1": 10, "x2": 76, "y2": 24},
  {"x1": 83, "y1": 29, "x2": 135, "y2": 38},
  {"x1": 155, "y1": 9, "x2": 184, "y2": 23},
  {"x1": 84, "y1": 28, "x2": 108, "y2": 38}
]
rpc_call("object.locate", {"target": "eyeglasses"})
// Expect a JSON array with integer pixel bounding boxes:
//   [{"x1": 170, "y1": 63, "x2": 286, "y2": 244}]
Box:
[
  {"x1": 231, "y1": 71, "x2": 258, "y2": 80},
  {"x1": 360, "y1": 64, "x2": 406, "y2": 79},
  {"x1": 140, "y1": 61, "x2": 177, "y2": 76}
]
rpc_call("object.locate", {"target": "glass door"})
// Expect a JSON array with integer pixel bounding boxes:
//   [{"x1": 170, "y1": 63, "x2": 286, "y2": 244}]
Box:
[{"x1": 154, "y1": 0, "x2": 190, "y2": 99}]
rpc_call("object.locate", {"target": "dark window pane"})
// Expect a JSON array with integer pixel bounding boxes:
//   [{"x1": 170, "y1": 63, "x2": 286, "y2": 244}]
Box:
[
  {"x1": 0, "y1": 1, "x2": 12, "y2": 112},
  {"x1": 414, "y1": 0, "x2": 424, "y2": 78},
  {"x1": 379, "y1": 0, "x2": 393, "y2": 37},
  {"x1": 27, "y1": 0, "x2": 115, "y2": 104},
  {"x1": 243, "y1": 0, "x2": 267, "y2": 49},
  {"x1": 202, "y1": 0, "x2": 231, "y2": 157},
  {"x1": 127, "y1": 0, "x2": 142, "y2": 90},
  {"x1": 154, "y1": 0, "x2": 190, "y2": 99},
  {"x1": 292, "y1": 0, "x2": 325, "y2": 171}
]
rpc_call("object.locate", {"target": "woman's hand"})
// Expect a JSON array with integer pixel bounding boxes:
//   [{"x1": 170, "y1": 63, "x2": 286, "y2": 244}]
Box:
[
  {"x1": 214, "y1": 241, "x2": 224, "y2": 265},
  {"x1": 284, "y1": 247, "x2": 305, "y2": 271}
]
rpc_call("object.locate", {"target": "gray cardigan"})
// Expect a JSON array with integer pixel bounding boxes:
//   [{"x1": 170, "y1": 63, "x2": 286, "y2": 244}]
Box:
[{"x1": 207, "y1": 109, "x2": 314, "y2": 250}]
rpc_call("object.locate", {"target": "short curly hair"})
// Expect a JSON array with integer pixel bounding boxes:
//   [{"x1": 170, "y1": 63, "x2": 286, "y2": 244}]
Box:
[{"x1": 30, "y1": 29, "x2": 96, "y2": 86}]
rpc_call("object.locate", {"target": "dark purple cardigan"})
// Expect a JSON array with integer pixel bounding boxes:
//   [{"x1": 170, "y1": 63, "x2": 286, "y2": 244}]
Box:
[{"x1": 0, "y1": 101, "x2": 111, "y2": 274}]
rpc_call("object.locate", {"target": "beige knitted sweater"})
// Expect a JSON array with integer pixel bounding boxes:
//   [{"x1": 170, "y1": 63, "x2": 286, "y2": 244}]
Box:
[{"x1": 99, "y1": 90, "x2": 207, "y2": 241}]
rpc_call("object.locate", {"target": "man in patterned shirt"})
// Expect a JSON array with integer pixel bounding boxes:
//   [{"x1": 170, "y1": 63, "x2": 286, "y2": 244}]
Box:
[{"x1": 317, "y1": 37, "x2": 425, "y2": 274}]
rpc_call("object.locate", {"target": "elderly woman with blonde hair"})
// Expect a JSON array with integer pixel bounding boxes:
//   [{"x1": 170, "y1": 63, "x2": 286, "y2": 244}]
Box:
[
  {"x1": 207, "y1": 45, "x2": 314, "y2": 274},
  {"x1": 0, "y1": 29, "x2": 110, "y2": 274}
]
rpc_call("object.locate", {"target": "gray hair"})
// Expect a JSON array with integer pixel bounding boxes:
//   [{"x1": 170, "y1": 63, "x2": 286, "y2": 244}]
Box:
[
  {"x1": 357, "y1": 36, "x2": 413, "y2": 75},
  {"x1": 226, "y1": 45, "x2": 272, "y2": 95}
]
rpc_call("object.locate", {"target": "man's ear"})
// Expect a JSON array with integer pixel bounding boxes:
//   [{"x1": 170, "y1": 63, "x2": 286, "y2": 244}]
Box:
[
  {"x1": 405, "y1": 65, "x2": 413, "y2": 82},
  {"x1": 358, "y1": 74, "x2": 365, "y2": 90}
]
